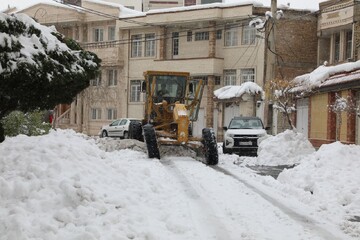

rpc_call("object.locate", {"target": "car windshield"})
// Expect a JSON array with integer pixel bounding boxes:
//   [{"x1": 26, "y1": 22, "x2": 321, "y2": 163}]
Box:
[{"x1": 229, "y1": 119, "x2": 263, "y2": 129}]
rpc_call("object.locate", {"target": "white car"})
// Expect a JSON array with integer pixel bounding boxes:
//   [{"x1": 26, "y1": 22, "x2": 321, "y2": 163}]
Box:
[
  {"x1": 100, "y1": 118, "x2": 141, "y2": 139},
  {"x1": 223, "y1": 117, "x2": 268, "y2": 156}
]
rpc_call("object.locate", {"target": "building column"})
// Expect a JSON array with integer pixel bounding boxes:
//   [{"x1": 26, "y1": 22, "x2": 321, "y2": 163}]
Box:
[
  {"x1": 354, "y1": 21, "x2": 360, "y2": 60},
  {"x1": 70, "y1": 100, "x2": 76, "y2": 125},
  {"x1": 206, "y1": 75, "x2": 215, "y2": 128},
  {"x1": 159, "y1": 26, "x2": 167, "y2": 60},
  {"x1": 208, "y1": 21, "x2": 216, "y2": 58}
]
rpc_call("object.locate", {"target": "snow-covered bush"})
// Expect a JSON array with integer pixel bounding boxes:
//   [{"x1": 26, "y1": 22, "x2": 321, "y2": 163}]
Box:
[{"x1": 1, "y1": 110, "x2": 51, "y2": 137}]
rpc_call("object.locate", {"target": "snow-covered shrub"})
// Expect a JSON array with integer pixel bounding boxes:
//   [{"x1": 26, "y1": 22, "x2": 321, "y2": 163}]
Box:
[{"x1": 1, "y1": 110, "x2": 51, "y2": 137}]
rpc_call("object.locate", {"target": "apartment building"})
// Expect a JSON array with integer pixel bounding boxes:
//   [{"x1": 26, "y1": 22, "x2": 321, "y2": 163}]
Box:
[
  {"x1": 143, "y1": 0, "x2": 222, "y2": 11},
  {"x1": 12, "y1": 0, "x2": 319, "y2": 139},
  {"x1": 118, "y1": 3, "x2": 267, "y2": 138},
  {"x1": 294, "y1": 0, "x2": 360, "y2": 147}
]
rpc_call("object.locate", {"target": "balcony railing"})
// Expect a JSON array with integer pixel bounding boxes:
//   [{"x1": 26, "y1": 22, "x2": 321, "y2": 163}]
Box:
[{"x1": 81, "y1": 41, "x2": 118, "y2": 49}]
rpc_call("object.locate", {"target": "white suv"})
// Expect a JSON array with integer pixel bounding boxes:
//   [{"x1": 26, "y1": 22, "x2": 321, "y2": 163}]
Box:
[
  {"x1": 223, "y1": 117, "x2": 268, "y2": 156},
  {"x1": 100, "y1": 118, "x2": 141, "y2": 139}
]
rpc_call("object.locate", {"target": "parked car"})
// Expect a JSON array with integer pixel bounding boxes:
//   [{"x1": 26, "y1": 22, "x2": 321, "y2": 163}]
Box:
[
  {"x1": 223, "y1": 116, "x2": 268, "y2": 156},
  {"x1": 100, "y1": 118, "x2": 141, "y2": 139}
]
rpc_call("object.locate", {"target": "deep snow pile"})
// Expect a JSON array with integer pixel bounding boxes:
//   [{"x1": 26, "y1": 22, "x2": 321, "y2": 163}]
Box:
[
  {"x1": 277, "y1": 142, "x2": 360, "y2": 237},
  {"x1": 0, "y1": 130, "x2": 198, "y2": 239},
  {"x1": 242, "y1": 130, "x2": 315, "y2": 166}
]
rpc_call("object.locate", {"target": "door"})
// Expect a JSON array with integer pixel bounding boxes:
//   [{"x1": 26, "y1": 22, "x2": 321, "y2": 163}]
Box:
[
  {"x1": 224, "y1": 104, "x2": 240, "y2": 128},
  {"x1": 192, "y1": 109, "x2": 205, "y2": 137},
  {"x1": 108, "y1": 119, "x2": 121, "y2": 137},
  {"x1": 117, "y1": 119, "x2": 128, "y2": 137},
  {"x1": 296, "y1": 98, "x2": 309, "y2": 138}
]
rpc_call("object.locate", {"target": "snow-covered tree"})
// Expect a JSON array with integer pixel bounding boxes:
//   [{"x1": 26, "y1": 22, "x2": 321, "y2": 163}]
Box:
[
  {"x1": 0, "y1": 13, "x2": 101, "y2": 142},
  {"x1": 328, "y1": 93, "x2": 358, "y2": 141},
  {"x1": 268, "y1": 78, "x2": 296, "y2": 130}
]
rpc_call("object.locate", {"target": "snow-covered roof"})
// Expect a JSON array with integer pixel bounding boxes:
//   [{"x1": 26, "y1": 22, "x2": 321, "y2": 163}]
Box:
[
  {"x1": 292, "y1": 60, "x2": 360, "y2": 92},
  {"x1": 119, "y1": 1, "x2": 262, "y2": 18},
  {"x1": 0, "y1": 0, "x2": 69, "y2": 14},
  {"x1": 214, "y1": 82, "x2": 264, "y2": 100}
]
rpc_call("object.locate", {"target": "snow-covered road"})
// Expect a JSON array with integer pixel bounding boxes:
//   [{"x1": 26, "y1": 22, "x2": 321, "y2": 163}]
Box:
[
  {"x1": 161, "y1": 156, "x2": 349, "y2": 240},
  {"x1": 0, "y1": 130, "x2": 358, "y2": 239}
]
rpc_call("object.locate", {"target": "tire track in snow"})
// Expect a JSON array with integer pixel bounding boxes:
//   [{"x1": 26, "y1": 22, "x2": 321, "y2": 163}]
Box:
[
  {"x1": 160, "y1": 158, "x2": 234, "y2": 240},
  {"x1": 211, "y1": 165, "x2": 346, "y2": 240}
]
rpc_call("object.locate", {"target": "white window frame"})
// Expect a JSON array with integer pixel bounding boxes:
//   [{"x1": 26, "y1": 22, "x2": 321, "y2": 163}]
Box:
[
  {"x1": 108, "y1": 26, "x2": 115, "y2": 41},
  {"x1": 94, "y1": 28, "x2": 104, "y2": 42},
  {"x1": 172, "y1": 32, "x2": 179, "y2": 56},
  {"x1": 91, "y1": 108, "x2": 102, "y2": 120},
  {"x1": 225, "y1": 27, "x2": 238, "y2": 47},
  {"x1": 242, "y1": 26, "x2": 256, "y2": 45},
  {"x1": 130, "y1": 80, "x2": 142, "y2": 102},
  {"x1": 145, "y1": 33, "x2": 156, "y2": 57},
  {"x1": 131, "y1": 34, "x2": 142, "y2": 58},
  {"x1": 345, "y1": 30, "x2": 352, "y2": 59},
  {"x1": 224, "y1": 70, "x2": 237, "y2": 86},
  {"x1": 90, "y1": 72, "x2": 102, "y2": 86},
  {"x1": 195, "y1": 31, "x2": 209, "y2": 41},
  {"x1": 108, "y1": 69, "x2": 118, "y2": 86},
  {"x1": 107, "y1": 108, "x2": 117, "y2": 120},
  {"x1": 240, "y1": 68, "x2": 255, "y2": 83}
]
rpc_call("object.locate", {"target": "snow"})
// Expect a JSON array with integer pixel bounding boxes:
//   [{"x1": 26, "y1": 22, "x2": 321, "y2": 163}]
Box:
[
  {"x1": 0, "y1": 12, "x2": 97, "y2": 76},
  {"x1": 292, "y1": 60, "x2": 360, "y2": 92},
  {"x1": 0, "y1": 0, "x2": 67, "y2": 14},
  {"x1": 0, "y1": 128, "x2": 359, "y2": 239},
  {"x1": 214, "y1": 82, "x2": 264, "y2": 100},
  {"x1": 243, "y1": 130, "x2": 316, "y2": 166}
]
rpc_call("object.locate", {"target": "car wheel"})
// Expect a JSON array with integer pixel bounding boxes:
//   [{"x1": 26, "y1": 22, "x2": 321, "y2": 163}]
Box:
[
  {"x1": 222, "y1": 143, "x2": 230, "y2": 154},
  {"x1": 123, "y1": 131, "x2": 129, "y2": 139},
  {"x1": 101, "y1": 130, "x2": 108, "y2": 138}
]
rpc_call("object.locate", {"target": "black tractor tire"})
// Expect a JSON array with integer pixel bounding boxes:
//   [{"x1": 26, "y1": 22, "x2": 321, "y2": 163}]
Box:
[
  {"x1": 202, "y1": 128, "x2": 218, "y2": 165},
  {"x1": 129, "y1": 121, "x2": 143, "y2": 141},
  {"x1": 143, "y1": 124, "x2": 160, "y2": 159}
]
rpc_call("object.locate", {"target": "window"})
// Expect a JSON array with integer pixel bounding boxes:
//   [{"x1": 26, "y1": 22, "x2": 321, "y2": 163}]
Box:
[
  {"x1": 225, "y1": 26, "x2": 238, "y2": 46},
  {"x1": 172, "y1": 32, "x2": 179, "y2": 56},
  {"x1": 94, "y1": 28, "x2": 104, "y2": 42},
  {"x1": 345, "y1": 30, "x2": 352, "y2": 59},
  {"x1": 334, "y1": 33, "x2": 340, "y2": 62},
  {"x1": 91, "y1": 108, "x2": 101, "y2": 120},
  {"x1": 108, "y1": 69, "x2": 117, "y2": 86},
  {"x1": 130, "y1": 80, "x2": 141, "y2": 102},
  {"x1": 108, "y1": 26, "x2": 115, "y2": 41},
  {"x1": 215, "y1": 76, "x2": 221, "y2": 85},
  {"x1": 90, "y1": 72, "x2": 102, "y2": 86},
  {"x1": 187, "y1": 31, "x2": 192, "y2": 42},
  {"x1": 107, "y1": 108, "x2": 117, "y2": 120},
  {"x1": 241, "y1": 68, "x2": 255, "y2": 83},
  {"x1": 131, "y1": 34, "x2": 142, "y2": 57},
  {"x1": 224, "y1": 70, "x2": 236, "y2": 85},
  {"x1": 242, "y1": 26, "x2": 256, "y2": 45},
  {"x1": 195, "y1": 31, "x2": 209, "y2": 41},
  {"x1": 145, "y1": 33, "x2": 156, "y2": 57},
  {"x1": 216, "y1": 29, "x2": 222, "y2": 40}
]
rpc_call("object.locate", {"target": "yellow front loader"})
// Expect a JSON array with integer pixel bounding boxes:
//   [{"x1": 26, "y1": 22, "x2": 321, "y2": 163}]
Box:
[{"x1": 128, "y1": 71, "x2": 218, "y2": 165}]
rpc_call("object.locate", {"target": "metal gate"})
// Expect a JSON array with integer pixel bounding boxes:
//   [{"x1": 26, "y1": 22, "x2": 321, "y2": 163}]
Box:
[{"x1": 296, "y1": 98, "x2": 309, "y2": 138}]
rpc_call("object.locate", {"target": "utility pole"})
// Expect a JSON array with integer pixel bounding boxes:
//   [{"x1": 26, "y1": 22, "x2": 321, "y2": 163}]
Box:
[{"x1": 264, "y1": 0, "x2": 277, "y2": 134}]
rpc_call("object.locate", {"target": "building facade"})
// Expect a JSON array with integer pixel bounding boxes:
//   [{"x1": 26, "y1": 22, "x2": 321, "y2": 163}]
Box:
[
  {"x1": 294, "y1": 0, "x2": 360, "y2": 147},
  {"x1": 13, "y1": 0, "x2": 319, "y2": 140}
]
